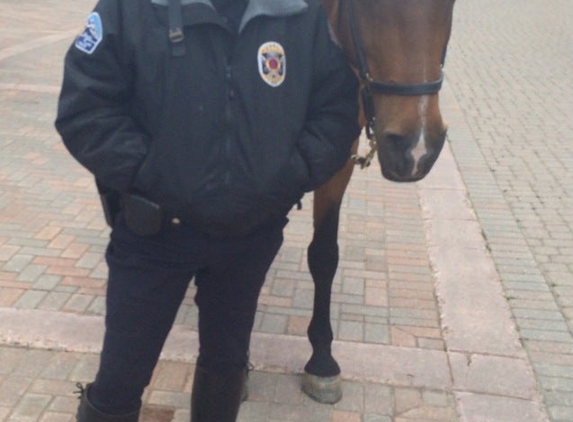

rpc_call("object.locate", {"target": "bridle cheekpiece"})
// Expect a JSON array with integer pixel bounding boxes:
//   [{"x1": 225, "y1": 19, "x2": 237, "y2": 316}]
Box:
[{"x1": 342, "y1": 0, "x2": 447, "y2": 168}]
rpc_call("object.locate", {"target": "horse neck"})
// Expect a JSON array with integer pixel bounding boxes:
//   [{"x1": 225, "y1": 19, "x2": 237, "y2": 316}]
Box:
[{"x1": 318, "y1": 0, "x2": 340, "y2": 28}]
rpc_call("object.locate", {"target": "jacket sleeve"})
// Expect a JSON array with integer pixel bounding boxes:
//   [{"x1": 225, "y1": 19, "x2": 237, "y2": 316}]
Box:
[
  {"x1": 297, "y1": 6, "x2": 361, "y2": 192},
  {"x1": 54, "y1": 0, "x2": 148, "y2": 193}
]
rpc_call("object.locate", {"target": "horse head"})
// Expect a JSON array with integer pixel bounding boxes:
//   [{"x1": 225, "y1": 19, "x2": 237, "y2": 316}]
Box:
[{"x1": 324, "y1": 0, "x2": 455, "y2": 182}]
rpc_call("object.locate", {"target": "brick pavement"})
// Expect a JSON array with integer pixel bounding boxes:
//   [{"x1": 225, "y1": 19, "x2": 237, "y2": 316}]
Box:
[
  {"x1": 0, "y1": 345, "x2": 462, "y2": 422},
  {"x1": 444, "y1": 0, "x2": 573, "y2": 421},
  {"x1": 0, "y1": 0, "x2": 569, "y2": 421}
]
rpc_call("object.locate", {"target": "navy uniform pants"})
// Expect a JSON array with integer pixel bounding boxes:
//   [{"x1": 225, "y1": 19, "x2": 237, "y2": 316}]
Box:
[{"x1": 89, "y1": 214, "x2": 286, "y2": 414}]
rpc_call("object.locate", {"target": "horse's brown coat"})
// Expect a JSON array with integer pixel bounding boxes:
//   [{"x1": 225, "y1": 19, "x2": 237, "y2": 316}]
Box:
[{"x1": 302, "y1": 0, "x2": 456, "y2": 403}]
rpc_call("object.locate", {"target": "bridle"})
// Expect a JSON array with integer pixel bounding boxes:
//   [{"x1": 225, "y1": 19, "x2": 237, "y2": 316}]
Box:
[{"x1": 341, "y1": 0, "x2": 450, "y2": 168}]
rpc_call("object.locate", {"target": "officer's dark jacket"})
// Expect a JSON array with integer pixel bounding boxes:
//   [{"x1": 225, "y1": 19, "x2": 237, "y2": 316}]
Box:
[{"x1": 55, "y1": 0, "x2": 361, "y2": 236}]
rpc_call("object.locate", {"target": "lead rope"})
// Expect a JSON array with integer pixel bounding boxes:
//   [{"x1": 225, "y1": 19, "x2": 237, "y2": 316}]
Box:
[{"x1": 344, "y1": 0, "x2": 378, "y2": 169}]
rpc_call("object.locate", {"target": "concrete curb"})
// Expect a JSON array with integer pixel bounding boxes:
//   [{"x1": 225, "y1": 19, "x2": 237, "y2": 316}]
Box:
[
  {"x1": 419, "y1": 80, "x2": 550, "y2": 422},
  {"x1": 0, "y1": 307, "x2": 451, "y2": 390}
]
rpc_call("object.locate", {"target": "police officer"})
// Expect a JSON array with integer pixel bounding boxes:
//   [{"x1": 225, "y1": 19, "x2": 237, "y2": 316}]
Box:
[{"x1": 55, "y1": 0, "x2": 360, "y2": 420}]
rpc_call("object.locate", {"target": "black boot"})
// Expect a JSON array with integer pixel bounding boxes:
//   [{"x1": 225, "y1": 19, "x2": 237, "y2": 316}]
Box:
[
  {"x1": 76, "y1": 384, "x2": 140, "y2": 422},
  {"x1": 190, "y1": 366, "x2": 247, "y2": 422},
  {"x1": 241, "y1": 362, "x2": 252, "y2": 402}
]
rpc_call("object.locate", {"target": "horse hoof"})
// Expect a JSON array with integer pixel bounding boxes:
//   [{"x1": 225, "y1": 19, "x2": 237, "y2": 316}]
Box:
[{"x1": 301, "y1": 372, "x2": 342, "y2": 404}]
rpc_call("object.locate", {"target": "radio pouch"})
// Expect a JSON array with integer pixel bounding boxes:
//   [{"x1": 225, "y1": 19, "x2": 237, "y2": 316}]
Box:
[
  {"x1": 122, "y1": 193, "x2": 164, "y2": 236},
  {"x1": 96, "y1": 179, "x2": 121, "y2": 227}
]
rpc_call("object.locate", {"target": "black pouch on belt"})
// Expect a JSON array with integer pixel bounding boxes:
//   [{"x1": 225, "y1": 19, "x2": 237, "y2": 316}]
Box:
[
  {"x1": 121, "y1": 193, "x2": 164, "y2": 236},
  {"x1": 96, "y1": 179, "x2": 121, "y2": 227}
]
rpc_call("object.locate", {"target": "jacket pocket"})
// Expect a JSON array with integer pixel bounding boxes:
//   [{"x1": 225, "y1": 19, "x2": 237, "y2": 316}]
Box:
[
  {"x1": 132, "y1": 144, "x2": 159, "y2": 196},
  {"x1": 296, "y1": 132, "x2": 349, "y2": 192},
  {"x1": 289, "y1": 147, "x2": 311, "y2": 189},
  {"x1": 264, "y1": 149, "x2": 309, "y2": 212}
]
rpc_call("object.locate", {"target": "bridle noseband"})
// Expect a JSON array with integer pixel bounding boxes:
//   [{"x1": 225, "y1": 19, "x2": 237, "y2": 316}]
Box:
[{"x1": 342, "y1": 0, "x2": 449, "y2": 168}]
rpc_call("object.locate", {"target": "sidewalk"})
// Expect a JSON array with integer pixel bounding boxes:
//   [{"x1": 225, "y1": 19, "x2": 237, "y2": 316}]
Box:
[{"x1": 1, "y1": 0, "x2": 571, "y2": 421}]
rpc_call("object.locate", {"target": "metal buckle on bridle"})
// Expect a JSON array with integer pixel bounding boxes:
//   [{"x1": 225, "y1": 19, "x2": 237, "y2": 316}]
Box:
[
  {"x1": 351, "y1": 75, "x2": 378, "y2": 169},
  {"x1": 351, "y1": 132, "x2": 377, "y2": 169}
]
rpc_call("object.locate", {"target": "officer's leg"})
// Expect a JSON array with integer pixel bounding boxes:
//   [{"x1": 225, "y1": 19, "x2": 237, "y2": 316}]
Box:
[
  {"x1": 190, "y1": 219, "x2": 286, "y2": 422},
  {"x1": 81, "y1": 221, "x2": 196, "y2": 419}
]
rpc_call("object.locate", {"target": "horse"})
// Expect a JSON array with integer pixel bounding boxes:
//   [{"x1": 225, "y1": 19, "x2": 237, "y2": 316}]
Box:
[{"x1": 301, "y1": 0, "x2": 456, "y2": 403}]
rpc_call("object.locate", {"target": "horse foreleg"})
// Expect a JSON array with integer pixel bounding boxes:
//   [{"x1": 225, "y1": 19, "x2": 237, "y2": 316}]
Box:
[
  {"x1": 303, "y1": 202, "x2": 343, "y2": 404},
  {"x1": 302, "y1": 140, "x2": 357, "y2": 404},
  {"x1": 306, "y1": 200, "x2": 341, "y2": 375}
]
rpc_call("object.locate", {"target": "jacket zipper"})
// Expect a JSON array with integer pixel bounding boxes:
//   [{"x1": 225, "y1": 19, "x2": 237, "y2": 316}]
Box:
[{"x1": 223, "y1": 60, "x2": 234, "y2": 187}]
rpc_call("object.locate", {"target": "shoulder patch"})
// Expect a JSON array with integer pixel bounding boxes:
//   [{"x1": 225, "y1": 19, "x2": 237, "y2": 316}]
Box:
[
  {"x1": 258, "y1": 42, "x2": 286, "y2": 88},
  {"x1": 75, "y1": 12, "x2": 103, "y2": 55}
]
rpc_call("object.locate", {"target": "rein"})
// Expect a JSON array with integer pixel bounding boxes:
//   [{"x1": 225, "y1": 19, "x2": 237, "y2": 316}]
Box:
[{"x1": 341, "y1": 0, "x2": 447, "y2": 168}]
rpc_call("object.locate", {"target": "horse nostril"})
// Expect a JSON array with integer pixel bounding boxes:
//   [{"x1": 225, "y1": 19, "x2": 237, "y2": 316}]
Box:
[
  {"x1": 383, "y1": 133, "x2": 410, "y2": 157},
  {"x1": 378, "y1": 132, "x2": 416, "y2": 181}
]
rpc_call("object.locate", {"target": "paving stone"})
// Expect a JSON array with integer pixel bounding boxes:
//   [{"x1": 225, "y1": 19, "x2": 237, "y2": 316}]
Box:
[
  {"x1": 547, "y1": 406, "x2": 573, "y2": 422},
  {"x1": 32, "y1": 275, "x2": 62, "y2": 291},
  {"x1": 273, "y1": 374, "x2": 303, "y2": 405},
  {"x1": 69, "y1": 354, "x2": 99, "y2": 383},
  {"x1": 331, "y1": 410, "x2": 361, "y2": 422},
  {"x1": 0, "y1": 287, "x2": 24, "y2": 306},
  {"x1": 2, "y1": 254, "x2": 34, "y2": 272},
  {"x1": 338, "y1": 320, "x2": 364, "y2": 342},
  {"x1": 38, "y1": 411, "x2": 76, "y2": 422},
  {"x1": 333, "y1": 381, "x2": 363, "y2": 413},
  {"x1": 247, "y1": 371, "x2": 277, "y2": 402},
  {"x1": 0, "y1": 376, "x2": 33, "y2": 407},
  {"x1": 394, "y1": 387, "x2": 423, "y2": 415},
  {"x1": 9, "y1": 393, "x2": 52, "y2": 422},
  {"x1": 40, "y1": 353, "x2": 79, "y2": 381},
  {"x1": 456, "y1": 392, "x2": 548, "y2": 422},
  {"x1": 47, "y1": 396, "x2": 78, "y2": 414},
  {"x1": 364, "y1": 323, "x2": 389, "y2": 344},
  {"x1": 520, "y1": 329, "x2": 573, "y2": 343},
  {"x1": 397, "y1": 404, "x2": 459, "y2": 421},
  {"x1": 37, "y1": 291, "x2": 71, "y2": 311},
  {"x1": 0, "y1": 346, "x2": 24, "y2": 375},
  {"x1": 449, "y1": 353, "x2": 538, "y2": 399},
  {"x1": 537, "y1": 376, "x2": 573, "y2": 393},
  {"x1": 422, "y1": 390, "x2": 453, "y2": 408},
  {"x1": 147, "y1": 391, "x2": 190, "y2": 410},
  {"x1": 363, "y1": 416, "x2": 391, "y2": 422},
  {"x1": 260, "y1": 313, "x2": 288, "y2": 334},
  {"x1": 14, "y1": 350, "x2": 55, "y2": 378},
  {"x1": 13, "y1": 290, "x2": 48, "y2": 309},
  {"x1": 153, "y1": 361, "x2": 190, "y2": 392},
  {"x1": 17, "y1": 264, "x2": 48, "y2": 283},
  {"x1": 363, "y1": 383, "x2": 392, "y2": 415}
]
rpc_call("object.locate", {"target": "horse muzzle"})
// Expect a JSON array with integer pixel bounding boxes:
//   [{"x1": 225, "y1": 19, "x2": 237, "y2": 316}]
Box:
[{"x1": 377, "y1": 130, "x2": 446, "y2": 182}]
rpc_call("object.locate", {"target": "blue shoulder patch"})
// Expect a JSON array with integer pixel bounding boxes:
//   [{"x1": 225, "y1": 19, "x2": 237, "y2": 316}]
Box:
[{"x1": 74, "y1": 12, "x2": 103, "y2": 55}]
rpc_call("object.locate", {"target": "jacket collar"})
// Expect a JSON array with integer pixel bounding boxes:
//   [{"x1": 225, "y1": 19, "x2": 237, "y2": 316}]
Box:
[
  {"x1": 241, "y1": 0, "x2": 308, "y2": 31},
  {"x1": 151, "y1": 0, "x2": 308, "y2": 32}
]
